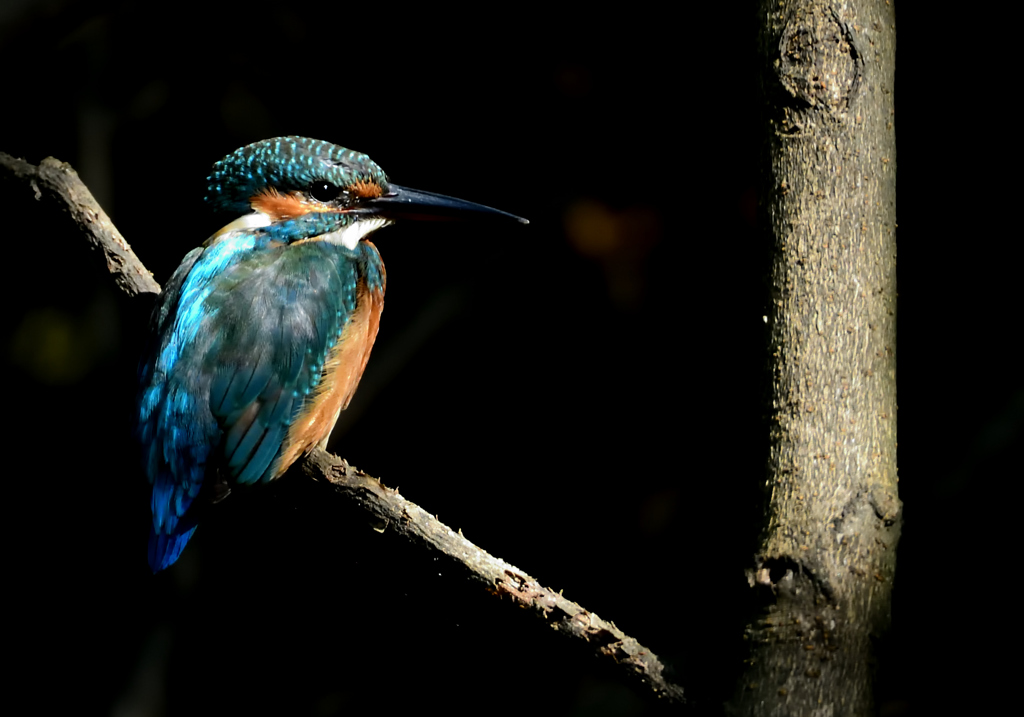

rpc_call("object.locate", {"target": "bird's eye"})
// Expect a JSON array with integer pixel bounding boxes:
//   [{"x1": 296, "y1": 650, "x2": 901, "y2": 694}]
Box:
[{"x1": 309, "y1": 181, "x2": 340, "y2": 202}]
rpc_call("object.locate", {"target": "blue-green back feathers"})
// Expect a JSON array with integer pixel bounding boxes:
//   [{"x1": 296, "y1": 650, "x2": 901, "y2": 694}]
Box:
[{"x1": 139, "y1": 212, "x2": 384, "y2": 571}]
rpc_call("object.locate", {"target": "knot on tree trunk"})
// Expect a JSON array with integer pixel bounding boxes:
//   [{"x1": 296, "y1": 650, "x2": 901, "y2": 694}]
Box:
[{"x1": 776, "y1": 1, "x2": 862, "y2": 112}]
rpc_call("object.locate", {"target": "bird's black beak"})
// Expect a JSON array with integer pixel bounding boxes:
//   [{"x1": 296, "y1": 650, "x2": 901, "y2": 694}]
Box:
[{"x1": 358, "y1": 184, "x2": 529, "y2": 225}]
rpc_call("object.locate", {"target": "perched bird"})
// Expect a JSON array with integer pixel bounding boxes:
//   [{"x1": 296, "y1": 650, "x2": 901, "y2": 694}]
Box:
[{"x1": 137, "y1": 136, "x2": 526, "y2": 572}]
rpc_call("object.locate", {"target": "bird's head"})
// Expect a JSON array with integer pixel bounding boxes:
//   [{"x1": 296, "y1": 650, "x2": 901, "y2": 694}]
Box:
[{"x1": 205, "y1": 136, "x2": 526, "y2": 248}]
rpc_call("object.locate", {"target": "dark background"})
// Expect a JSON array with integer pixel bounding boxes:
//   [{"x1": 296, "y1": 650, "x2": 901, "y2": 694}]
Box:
[{"x1": 2, "y1": 2, "x2": 1018, "y2": 715}]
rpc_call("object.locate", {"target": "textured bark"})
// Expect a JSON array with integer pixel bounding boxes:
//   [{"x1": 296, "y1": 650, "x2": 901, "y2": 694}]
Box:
[{"x1": 730, "y1": 2, "x2": 899, "y2": 715}]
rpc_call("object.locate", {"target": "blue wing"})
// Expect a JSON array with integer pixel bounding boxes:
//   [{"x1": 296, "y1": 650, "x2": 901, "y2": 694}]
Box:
[{"x1": 137, "y1": 231, "x2": 369, "y2": 571}]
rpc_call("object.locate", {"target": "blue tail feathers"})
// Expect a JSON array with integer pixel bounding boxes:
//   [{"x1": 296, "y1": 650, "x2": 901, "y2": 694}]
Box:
[{"x1": 149, "y1": 526, "x2": 198, "y2": 572}]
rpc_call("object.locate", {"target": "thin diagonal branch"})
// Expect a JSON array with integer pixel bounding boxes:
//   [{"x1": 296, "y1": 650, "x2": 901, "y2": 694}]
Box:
[
  {"x1": 1, "y1": 151, "x2": 686, "y2": 708},
  {"x1": 0, "y1": 152, "x2": 160, "y2": 297},
  {"x1": 301, "y1": 449, "x2": 685, "y2": 704}
]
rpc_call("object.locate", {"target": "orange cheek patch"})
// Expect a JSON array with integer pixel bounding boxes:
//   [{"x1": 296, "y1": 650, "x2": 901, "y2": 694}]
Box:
[
  {"x1": 249, "y1": 180, "x2": 383, "y2": 220},
  {"x1": 250, "y1": 188, "x2": 313, "y2": 220},
  {"x1": 349, "y1": 179, "x2": 383, "y2": 199}
]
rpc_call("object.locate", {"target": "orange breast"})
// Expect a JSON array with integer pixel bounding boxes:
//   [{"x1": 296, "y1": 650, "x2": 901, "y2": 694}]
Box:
[{"x1": 276, "y1": 280, "x2": 384, "y2": 474}]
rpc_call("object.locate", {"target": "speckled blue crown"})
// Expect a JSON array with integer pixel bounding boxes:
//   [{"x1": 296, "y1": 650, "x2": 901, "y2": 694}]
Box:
[{"x1": 204, "y1": 136, "x2": 389, "y2": 215}]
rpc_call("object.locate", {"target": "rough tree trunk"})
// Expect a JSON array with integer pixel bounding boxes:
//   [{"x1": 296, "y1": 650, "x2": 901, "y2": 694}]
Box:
[{"x1": 729, "y1": 2, "x2": 899, "y2": 715}]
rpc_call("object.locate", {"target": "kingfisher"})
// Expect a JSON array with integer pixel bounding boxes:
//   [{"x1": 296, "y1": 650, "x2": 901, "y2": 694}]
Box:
[{"x1": 137, "y1": 136, "x2": 526, "y2": 572}]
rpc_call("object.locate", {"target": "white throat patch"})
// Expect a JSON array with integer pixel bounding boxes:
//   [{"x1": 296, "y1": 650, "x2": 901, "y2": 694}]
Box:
[
  {"x1": 320, "y1": 217, "x2": 393, "y2": 250},
  {"x1": 212, "y1": 211, "x2": 273, "y2": 239}
]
